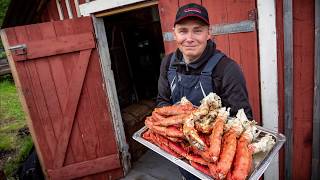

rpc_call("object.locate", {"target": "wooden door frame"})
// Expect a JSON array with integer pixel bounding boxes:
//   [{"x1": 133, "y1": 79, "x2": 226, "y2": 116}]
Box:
[
  {"x1": 257, "y1": 1, "x2": 279, "y2": 180},
  {"x1": 91, "y1": 16, "x2": 131, "y2": 175},
  {"x1": 83, "y1": 0, "x2": 159, "y2": 176},
  {"x1": 80, "y1": 0, "x2": 280, "y2": 178}
]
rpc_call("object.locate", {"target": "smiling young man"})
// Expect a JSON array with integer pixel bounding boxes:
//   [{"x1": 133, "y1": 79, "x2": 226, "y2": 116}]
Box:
[{"x1": 156, "y1": 3, "x2": 253, "y2": 180}]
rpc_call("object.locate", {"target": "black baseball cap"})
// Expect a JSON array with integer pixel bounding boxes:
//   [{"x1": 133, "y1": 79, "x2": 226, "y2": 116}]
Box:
[{"x1": 174, "y1": 3, "x2": 209, "y2": 26}]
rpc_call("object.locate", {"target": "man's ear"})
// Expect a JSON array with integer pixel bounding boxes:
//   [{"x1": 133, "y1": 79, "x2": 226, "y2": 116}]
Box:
[
  {"x1": 207, "y1": 32, "x2": 211, "y2": 40},
  {"x1": 207, "y1": 26, "x2": 211, "y2": 40}
]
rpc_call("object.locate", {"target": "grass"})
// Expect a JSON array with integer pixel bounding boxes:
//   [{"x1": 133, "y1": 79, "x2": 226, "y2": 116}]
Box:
[
  {"x1": 0, "y1": 74, "x2": 33, "y2": 178},
  {"x1": 4, "y1": 136, "x2": 33, "y2": 179},
  {"x1": 0, "y1": 75, "x2": 25, "y2": 121}
]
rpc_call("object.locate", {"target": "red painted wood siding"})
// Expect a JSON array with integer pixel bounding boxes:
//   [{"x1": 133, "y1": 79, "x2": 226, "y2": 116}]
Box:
[
  {"x1": 158, "y1": 0, "x2": 261, "y2": 123},
  {"x1": 3, "y1": 17, "x2": 123, "y2": 180},
  {"x1": 292, "y1": 0, "x2": 314, "y2": 178},
  {"x1": 276, "y1": 0, "x2": 315, "y2": 179}
]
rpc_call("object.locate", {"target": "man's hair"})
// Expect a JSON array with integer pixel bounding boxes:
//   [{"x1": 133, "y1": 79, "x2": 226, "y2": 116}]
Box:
[{"x1": 174, "y1": 17, "x2": 210, "y2": 28}]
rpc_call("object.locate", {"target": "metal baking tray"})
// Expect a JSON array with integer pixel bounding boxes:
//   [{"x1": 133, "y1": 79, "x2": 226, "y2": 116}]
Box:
[{"x1": 133, "y1": 125, "x2": 286, "y2": 180}]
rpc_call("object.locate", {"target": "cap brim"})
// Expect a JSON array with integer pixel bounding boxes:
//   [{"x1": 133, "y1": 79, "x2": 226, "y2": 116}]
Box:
[{"x1": 175, "y1": 14, "x2": 209, "y2": 25}]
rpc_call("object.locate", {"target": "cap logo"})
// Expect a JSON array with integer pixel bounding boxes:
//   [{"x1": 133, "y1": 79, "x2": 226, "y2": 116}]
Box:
[{"x1": 184, "y1": 8, "x2": 201, "y2": 14}]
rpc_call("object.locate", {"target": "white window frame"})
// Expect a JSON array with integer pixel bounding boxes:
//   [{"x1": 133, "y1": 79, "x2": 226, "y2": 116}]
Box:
[{"x1": 79, "y1": 0, "x2": 147, "y2": 16}]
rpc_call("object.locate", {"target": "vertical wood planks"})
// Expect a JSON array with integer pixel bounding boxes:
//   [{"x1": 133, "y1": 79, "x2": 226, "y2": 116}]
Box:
[
  {"x1": 158, "y1": 0, "x2": 179, "y2": 54},
  {"x1": 312, "y1": 0, "x2": 320, "y2": 179},
  {"x1": 179, "y1": 0, "x2": 201, "y2": 6},
  {"x1": 52, "y1": 19, "x2": 90, "y2": 171},
  {"x1": 1, "y1": 28, "x2": 52, "y2": 171},
  {"x1": 2, "y1": 17, "x2": 123, "y2": 179},
  {"x1": 15, "y1": 26, "x2": 58, "y2": 164},
  {"x1": 292, "y1": 0, "x2": 314, "y2": 178},
  {"x1": 203, "y1": 0, "x2": 230, "y2": 55},
  {"x1": 203, "y1": 0, "x2": 261, "y2": 122}
]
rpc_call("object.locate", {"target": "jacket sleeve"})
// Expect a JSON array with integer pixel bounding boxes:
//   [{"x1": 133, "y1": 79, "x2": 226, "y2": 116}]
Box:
[
  {"x1": 218, "y1": 60, "x2": 253, "y2": 119},
  {"x1": 156, "y1": 55, "x2": 172, "y2": 107}
]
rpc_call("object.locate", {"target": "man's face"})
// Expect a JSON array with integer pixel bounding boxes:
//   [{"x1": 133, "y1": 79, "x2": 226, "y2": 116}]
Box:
[{"x1": 174, "y1": 18, "x2": 211, "y2": 62}]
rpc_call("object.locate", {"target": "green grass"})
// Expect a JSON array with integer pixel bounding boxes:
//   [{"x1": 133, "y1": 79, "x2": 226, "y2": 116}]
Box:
[
  {"x1": 0, "y1": 75, "x2": 25, "y2": 121},
  {"x1": 4, "y1": 136, "x2": 33, "y2": 178},
  {"x1": 0, "y1": 74, "x2": 33, "y2": 178}
]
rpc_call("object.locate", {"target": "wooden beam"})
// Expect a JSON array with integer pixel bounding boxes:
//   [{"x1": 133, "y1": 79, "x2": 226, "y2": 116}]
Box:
[
  {"x1": 95, "y1": 1, "x2": 158, "y2": 17},
  {"x1": 283, "y1": 0, "x2": 293, "y2": 179},
  {"x1": 11, "y1": 33, "x2": 95, "y2": 61},
  {"x1": 65, "y1": 0, "x2": 74, "y2": 19},
  {"x1": 48, "y1": 154, "x2": 121, "y2": 179},
  {"x1": 73, "y1": 0, "x2": 81, "y2": 17},
  {"x1": 56, "y1": 0, "x2": 64, "y2": 20},
  {"x1": 312, "y1": 0, "x2": 320, "y2": 179},
  {"x1": 92, "y1": 16, "x2": 131, "y2": 175}
]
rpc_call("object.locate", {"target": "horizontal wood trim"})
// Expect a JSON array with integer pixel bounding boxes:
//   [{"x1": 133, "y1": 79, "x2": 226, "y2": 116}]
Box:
[
  {"x1": 12, "y1": 32, "x2": 95, "y2": 61},
  {"x1": 48, "y1": 154, "x2": 121, "y2": 179},
  {"x1": 79, "y1": 0, "x2": 146, "y2": 16}
]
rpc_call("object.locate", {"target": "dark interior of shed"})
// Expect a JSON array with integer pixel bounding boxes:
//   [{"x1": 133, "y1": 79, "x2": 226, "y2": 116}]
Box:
[{"x1": 103, "y1": 5, "x2": 165, "y2": 162}]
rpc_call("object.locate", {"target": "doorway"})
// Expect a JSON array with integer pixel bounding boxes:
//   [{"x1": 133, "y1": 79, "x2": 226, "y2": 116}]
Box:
[{"x1": 103, "y1": 5, "x2": 165, "y2": 162}]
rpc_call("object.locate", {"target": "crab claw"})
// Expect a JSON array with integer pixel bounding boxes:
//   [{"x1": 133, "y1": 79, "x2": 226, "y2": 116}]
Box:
[
  {"x1": 248, "y1": 134, "x2": 275, "y2": 154},
  {"x1": 183, "y1": 118, "x2": 207, "y2": 150}
]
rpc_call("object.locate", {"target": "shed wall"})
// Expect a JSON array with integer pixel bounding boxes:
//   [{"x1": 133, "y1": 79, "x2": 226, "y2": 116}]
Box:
[{"x1": 276, "y1": 0, "x2": 315, "y2": 179}]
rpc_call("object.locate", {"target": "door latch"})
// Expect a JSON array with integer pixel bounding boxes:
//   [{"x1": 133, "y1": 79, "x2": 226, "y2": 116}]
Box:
[{"x1": 8, "y1": 44, "x2": 27, "y2": 56}]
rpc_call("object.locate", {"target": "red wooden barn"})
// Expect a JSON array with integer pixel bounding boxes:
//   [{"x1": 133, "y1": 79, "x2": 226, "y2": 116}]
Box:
[{"x1": 1, "y1": 0, "x2": 318, "y2": 180}]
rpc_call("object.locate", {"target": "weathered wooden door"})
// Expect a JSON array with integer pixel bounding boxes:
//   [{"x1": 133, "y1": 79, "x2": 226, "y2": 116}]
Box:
[
  {"x1": 158, "y1": 0, "x2": 261, "y2": 122},
  {"x1": 1, "y1": 17, "x2": 124, "y2": 179}
]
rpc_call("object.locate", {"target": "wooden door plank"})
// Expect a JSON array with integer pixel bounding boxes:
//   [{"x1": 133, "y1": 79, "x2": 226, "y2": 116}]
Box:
[
  {"x1": 72, "y1": 18, "x2": 101, "y2": 161},
  {"x1": 73, "y1": 16, "x2": 110, "y2": 180},
  {"x1": 54, "y1": 49, "x2": 92, "y2": 168},
  {"x1": 239, "y1": 32, "x2": 261, "y2": 123},
  {"x1": 53, "y1": 19, "x2": 91, "y2": 169},
  {"x1": 13, "y1": 32, "x2": 95, "y2": 61},
  {"x1": 158, "y1": 0, "x2": 179, "y2": 54},
  {"x1": 26, "y1": 24, "x2": 65, "y2": 139},
  {"x1": 1, "y1": 28, "x2": 53, "y2": 169},
  {"x1": 14, "y1": 26, "x2": 58, "y2": 160},
  {"x1": 48, "y1": 154, "x2": 121, "y2": 180},
  {"x1": 76, "y1": 85, "x2": 100, "y2": 159},
  {"x1": 203, "y1": 0, "x2": 230, "y2": 55},
  {"x1": 85, "y1": 50, "x2": 118, "y2": 156},
  {"x1": 224, "y1": 0, "x2": 261, "y2": 122},
  {"x1": 292, "y1": 0, "x2": 314, "y2": 177},
  {"x1": 37, "y1": 22, "x2": 77, "y2": 165}
]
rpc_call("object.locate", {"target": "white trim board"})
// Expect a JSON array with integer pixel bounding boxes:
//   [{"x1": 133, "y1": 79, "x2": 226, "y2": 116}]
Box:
[
  {"x1": 257, "y1": 0, "x2": 279, "y2": 180},
  {"x1": 79, "y1": 0, "x2": 146, "y2": 16}
]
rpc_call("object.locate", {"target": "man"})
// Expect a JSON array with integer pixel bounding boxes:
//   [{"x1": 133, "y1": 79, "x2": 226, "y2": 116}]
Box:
[{"x1": 156, "y1": 3, "x2": 253, "y2": 180}]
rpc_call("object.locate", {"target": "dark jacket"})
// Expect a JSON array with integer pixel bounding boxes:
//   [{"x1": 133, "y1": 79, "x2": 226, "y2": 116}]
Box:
[{"x1": 156, "y1": 39, "x2": 253, "y2": 119}]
